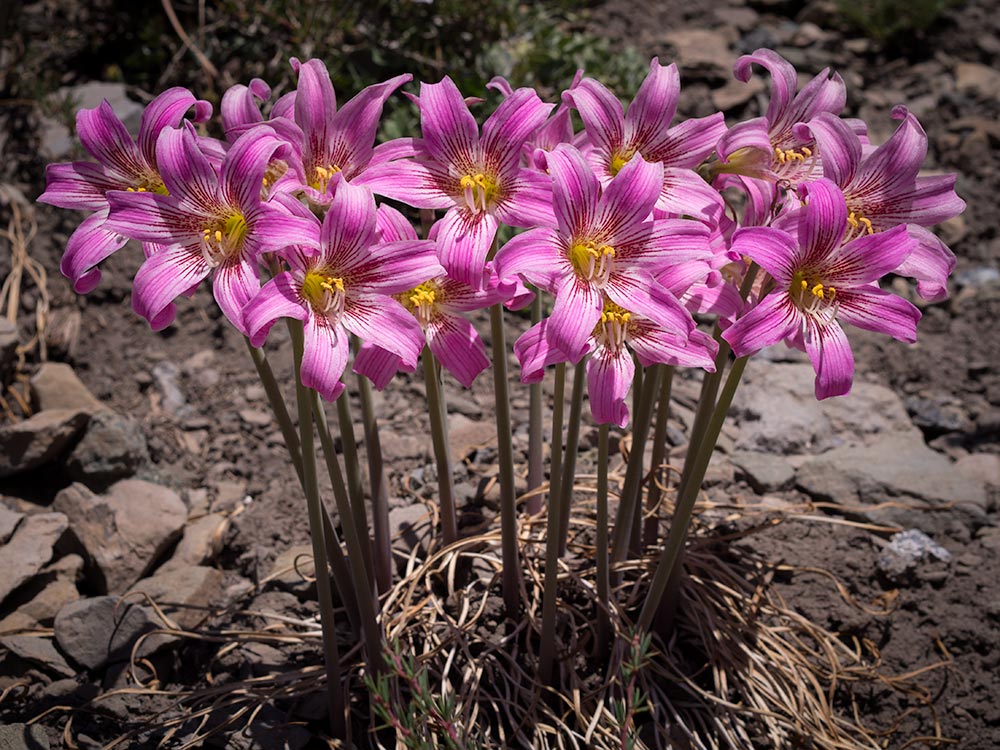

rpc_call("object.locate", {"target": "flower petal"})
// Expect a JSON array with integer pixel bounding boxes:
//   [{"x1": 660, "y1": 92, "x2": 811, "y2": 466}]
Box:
[
  {"x1": 625, "y1": 59, "x2": 680, "y2": 154},
  {"x1": 645, "y1": 113, "x2": 727, "y2": 169},
  {"x1": 657, "y1": 167, "x2": 724, "y2": 222},
  {"x1": 435, "y1": 208, "x2": 499, "y2": 289},
  {"x1": 731, "y1": 226, "x2": 799, "y2": 285},
  {"x1": 514, "y1": 320, "x2": 572, "y2": 383},
  {"x1": 301, "y1": 314, "x2": 349, "y2": 402},
  {"x1": 356, "y1": 159, "x2": 453, "y2": 209},
  {"x1": 895, "y1": 225, "x2": 956, "y2": 302},
  {"x1": 563, "y1": 77, "x2": 625, "y2": 156},
  {"x1": 606, "y1": 274, "x2": 694, "y2": 337},
  {"x1": 481, "y1": 87, "x2": 553, "y2": 176},
  {"x1": 222, "y1": 125, "x2": 291, "y2": 214},
  {"x1": 596, "y1": 154, "x2": 663, "y2": 236},
  {"x1": 76, "y1": 101, "x2": 145, "y2": 183},
  {"x1": 722, "y1": 291, "x2": 800, "y2": 358},
  {"x1": 547, "y1": 277, "x2": 604, "y2": 356},
  {"x1": 353, "y1": 239, "x2": 443, "y2": 294},
  {"x1": 342, "y1": 296, "x2": 424, "y2": 368},
  {"x1": 419, "y1": 77, "x2": 480, "y2": 174},
  {"x1": 796, "y1": 112, "x2": 860, "y2": 187},
  {"x1": 493, "y1": 227, "x2": 566, "y2": 290},
  {"x1": 290, "y1": 58, "x2": 338, "y2": 169},
  {"x1": 320, "y1": 180, "x2": 378, "y2": 270},
  {"x1": 155, "y1": 125, "x2": 224, "y2": 214},
  {"x1": 799, "y1": 178, "x2": 848, "y2": 265},
  {"x1": 836, "y1": 287, "x2": 920, "y2": 343},
  {"x1": 629, "y1": 322, "x2": 717, "y2": 369},
  {"x1": 587, "y1": 349, "x2": 633, "y2": 428},
  {"x1": 244, "y1": 272, "x2": 309, "y2": 347},
  {"x1": 221, "y1": 79, "x2": 269, "y2": 139},
  {"x1": 493, "y1": 169, "x2": 556, "y2": 229},
  {"x1": 427, "y1": 314, "x2": 491, "y2": 388},
  {"x1": 212, "y1": 253, "x2": 260, "y2": 334},
  {"x1": 803, "y1": 318, "x2": 854, "y2": 400},
  {"x1": 329, "y1": 73, "x2": 412, "y2": 177},
  {"x1": 820, "y1": 224, "x2": 914, "y2": 287},
  {"x1": 39, "y1": 161, "x2": 120, "y2": 210},
  {"x1": 545, "y1": 144, "x2": 599, "y2": 239},
  {"x1": 60, "y1": 208, "x2": 128, "y2": 293},
  {"x1": 354, "y1": 343, "x2": 412, "y2": 390},
  {"x1": 139, "y1": 87, "x2": 212, "y2": 166},
  {"x1": 132, "y1": 244, "x2": 210, "y2": 330}
]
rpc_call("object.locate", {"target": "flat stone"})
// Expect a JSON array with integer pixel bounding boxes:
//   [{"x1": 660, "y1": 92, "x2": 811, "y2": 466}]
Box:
[
  {"x1": 30, "y1": 362, "x2": 104, "y2": 413},
  {"x1": 0, "y1": 505, "x2": 23, "y2": 544},
  {"x1": 448, "y1": 414, "x2": 496, "y2": 461},
  {"x1": 0, "y1": 635, "x2": 74, "y2": 677},
  {"x1": 712, "y1": 74, "x2": 765, "y2": 111},
  {"x1": 379, "y1": 431, "x2": 428, "y2": 460},
  {"x1": 54, "y1": 481, "x2": 187, "y2": 594},
  {"x1": 955, "y1": 62, "x2": 1000, "y2": 97},
  {"x1": 0, "y1": 722, "x2": 50, "y2": 750},
  {"x1": 795, "y1": 432, "x2": 989, "y2": 510},
  {"x1": 0, "y1": 409, "x2": 89, "y2": 478},
  {"x1": 731, "y1": 451, "x2": 795, "y2": 492},
  {"x1": 160, "y1": 513, "x2": 229, "y2": 571},
  {"x1": 126, "y1": 565, "x2": 224, "y2": 630},
  {"x1": 54, "y1": 596, "x2": 167, "y2": 671},
  {"x1": 389, "y1": 503, "x2": 430, "y2": 553},
  {"x1": 66, "y1": 410, "x2": 148, "y2": 486},
  {"x1": 210, "y1": 479, "x2": 248, "y2": 512},
  {"x1": 662, "y1": 29, "x2": 735, "y2": 82},
  {"x1": 10, "y1": 577, "x2": 80, "y2": 626},
  {"x1": 0, "y1": 513, "x2": 68, "y2": 606}
]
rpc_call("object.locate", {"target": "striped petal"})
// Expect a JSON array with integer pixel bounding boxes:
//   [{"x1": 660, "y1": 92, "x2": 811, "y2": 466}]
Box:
[
  {"x1": 139, "y1": 87, "x2": 212, "y2": 166},
  {"x1": 76, "y1": 101, "x2": 145, "y2": 183},
  {"x1": 427, "y1": 314, "x2": 491, "y2": 388},
  {"x1": 60, "y1": 208, "x2": 128, "y2": 293},
  {"x1": 39, "y1": 161, "x2": 120, "y2": 210},
  {"x1": 722, "y1": 291, "x2": 800, "y2": 358},
  {"x1": 342, "y1": 296, "x2": 424, "y2": 368},
  {"x1": 212, "y1": 253, "x2": 260, "y2": 334},
  {"x1": 563, "y1": 77, "x2": 625, "y2": 156},
  {"x1": 625, "y1": 59, "x2": 680, "y2": 155},
  {"x1": 132, "y1": 244, "x2": 211, "y2": 330},
  {"x1": 435, "y1": 208, "x2": 499, "y2": 289},
  {"x1": 244, "y1": 272, "x2": 309, "y2": 347},
  {"x1": 835, "y1": 287, "x2": 920, "y2": 343},
  {"x1": 587, "y1": 348, "x2": 633, "y2": 428},
  {"x1": 419, "y1": 77, "x2": 480, "y2": 174},
  {"x1": 803, "y1": 318, "x2": 854, "y2": 400},
  {"x1": 546, "y1": 144, "x2": 599, "y2": 239},
  {"x1": 301, "y1": 314, "x2": 349, "y2": 402}
]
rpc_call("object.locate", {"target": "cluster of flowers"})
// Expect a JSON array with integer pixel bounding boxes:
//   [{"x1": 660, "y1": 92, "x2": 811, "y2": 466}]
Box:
[{"x1": 40, "y1": 50, "x2": 964, "y2": 423}]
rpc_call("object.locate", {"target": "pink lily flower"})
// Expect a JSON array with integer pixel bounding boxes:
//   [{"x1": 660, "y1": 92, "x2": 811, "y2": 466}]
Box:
[
  {"x1": 563, "y1": 58, "x2": 727, "y2": 222},
  {"x1": 515, "y1": 292, "x2": 717, "y2": 428},
  {"x1": 495, "y1": 143, "x2": 708, "y2": 357},
  {"x1": 105, "y1": 124, "x2": 317, "y2": 332},
  {"x1": 37, "y1": 87, "x2": 211, "y2": 293},
  {"x1": 358, "y1": 76, "x2": 555, "y2": 289},
  {"x1": 797, "y1": 106, "x2": 965, "y2": 301},
  {"x1": 723, "y1": 179, "x2": 921, "y2": 400},
  {"x1": 243, "y1": 181, "x2": 441, "y2": 401}
]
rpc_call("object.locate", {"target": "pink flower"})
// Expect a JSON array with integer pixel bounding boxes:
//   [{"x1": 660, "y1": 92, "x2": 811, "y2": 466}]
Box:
[
  {"x1": 723, "y1": 179, "x2": 921, "y2": 399},
  {"x1": 244, "y1": 181, "x2": 442, "y2": 401}
]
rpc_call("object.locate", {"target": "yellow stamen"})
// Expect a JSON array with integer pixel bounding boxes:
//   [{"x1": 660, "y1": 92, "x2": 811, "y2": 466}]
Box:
[
  {"x1": 459, "y1": 172, "x2": 499, "y2": 213},
  {"x1": 594, "y1": 298, "x2": 632, "y2": 351},
  {"x1": 200, "y1": 212, "x2": 248, "y2": 266},
  {"x1": 302, "y1": 270, "x2": 346, "y2": 315},
  {"x1": 310, "y1": 164, "x2": 342, "y2": 194},
  {"x1": 399, "y1": 281, "x2": 440, "y2": 327},
  {"x1": 568, "y1": 240, "x2": 615, "y2": 284}
]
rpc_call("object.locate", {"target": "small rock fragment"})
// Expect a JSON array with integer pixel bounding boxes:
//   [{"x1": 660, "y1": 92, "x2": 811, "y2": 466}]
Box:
[
  {"x1": 0, "y1": 513, "x2": 68, "y2": 606},
  {"x1": 126, "y1": 565, "x2": 225, "y2": 630},
  {"x1": 66, "y1": 410, "x2": 149, "y2": 486},
  {"x1": 0, "y1": 504, "x2": 23, "y2": 544},
  {"x1": 30, "y1": 362, "x2": 105, "y2": 413},
  {"x1": 54, "y1": 596, "x2": 168, "y2": 671},
  {"x1": 731, "y1": 451, "x2": 795, "y2": 492},
  {"x1": 0, "y1": 410, "x2": 89, "y2": 478},
  {"x1": 877, "y1": 529, "x2": 952, "y2": 583},
  {"x1": 161, "y1": 513, "x2": 229, "y2": 571},
  {"x1": 0, "y1": 722, "x2": 51, "y2": 750},
  {"x1": 267, "y1": 545, "x2": 315, "y2": 599},
  {"x1": 0, "y1": 634, "x2": 75, "y2": 677}
]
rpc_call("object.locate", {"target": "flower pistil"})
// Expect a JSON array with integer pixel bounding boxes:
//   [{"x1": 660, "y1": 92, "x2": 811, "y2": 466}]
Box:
[
  {"x1": 200, "y1": 212, "x2": 249, "y2": 266},
  {"x1": 302, "y1": 270, "x2": 346, "y2": 317}
]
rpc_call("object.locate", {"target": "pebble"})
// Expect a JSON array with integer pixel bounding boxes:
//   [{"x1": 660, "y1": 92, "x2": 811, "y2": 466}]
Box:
[
  {"x1": 0, "y1": 513, "x2": 68, "y2": 606},
  {"x1": 0, "y1": 409, "x2": 89, "y2": 478},
  {"x1": 66, "y1": 410, "x2": 149, "y2": 486},
  {"x1": 877, "y1": 529, "x2": 952, "y2": 583},
  {"x1": 0, "y1": 723, "x2": 51, "y2": 750},
  {"x1": 53, "y1": 596, "x2": 169, "y2": 671},
  {"x1": 30, "y1": 362, "x2": 104, "y2": 413},
  {"x1": 0, "y1": 634, "x2": 75, "y2": 677},
  {"x1": 125, "y1": 565, "x2": 225, "y2": 630}
]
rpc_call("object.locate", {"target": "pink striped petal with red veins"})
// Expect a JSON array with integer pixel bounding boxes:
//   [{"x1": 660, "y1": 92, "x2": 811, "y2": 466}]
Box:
[
  {"x1": 290, "y1": 58, "x2": 338, "y2": 168},
  {"x1": 606, "y1": 274, "x2": 694, "y2": 337},
  {"x1": 244, "y1": 272, "x2": 309, "y2": 347},
  {"x1": 481, "y1": 87, "x2": 552, "y2": 176},
  {"x1": 619, "y1": 218, "x2": 711, "y2": 267},
  {"x1": 596, "y1": 155, "x2": 662, "y2": 237},
  {"x1": 301, "y1": 315, "x2": 349, "y2": 402},
  {"x1": 731, "y1": 226, "x2": 799, "y2": 285},
  {"x1": 853, "y1": 106, "x2": 925, "y2": 200},
  {"x1": 221, "y1": 126, "x2": 290, "y2": 213},
  {"x1": 252, "y1": 205, "x2": 321, "y2": 256},
  {"x1": 342, "y1": 296, "x2": 424, "y2": 368},
  {"x1": 367, "y1": 137, "x2": 419, "y2": 168},
  {"x1": 587, "y1": 348, "x2": 633, "y2": 428},
  {"x1": 356, "y1": 160, "x2": 453, "y2": 209},
  {"x1": 657, "y1": 260, "x2": 713, "y2": 297},
  {"x1": 353, "y1": 344, "x2": 410, "y2": 391},
  {"x1": 562, "y1": 78, "x2": 625, "y2": 156},
  {"x1": 547, "y1": 278, "x2": 603, "y2": 356},
  {"x1": 375, "y1": 204, "x2": 418, "y2": 243},
  {"x1": 60, "y1": 209, "x2": 127, "y2": 293},
  {"x1": 896, "y1": 225, "x2": 955, "y2": 301},
  {"x1": 436, "y1": 208, "x2": 498, "y2": 289},
  {"x1": 657, "y1": 167, "x2": 724, "y2": 223},
  {"x1": 722, "y1": 291, "x2": 800, "y2": 358},
  {"x1": 682, "y1": 279, "x2": 744, "y2": 322},
  {"x1": 76, "y1": 102, "x2": 146, "y2": 183},
  {"x1": 105, "y1": 190, "x2": 199, "y2": 244},
  {"x1": 354, "y1": 239, "x2": 443, "y2": 294},
  {"x1": 820, "y1": 224, "x2": 914, "y2": 287},
  {"x1": 139, "y1": 87, "x2": 211, "y2": 166},
  {"x1": 545, "y1": 144, "x2": 599, "y2": 238},
  {"x1": 715, "y1": 117, "x2": 773, "y2": 164},
  {"x1": 155, "y1": 126, "x2": 224, "y2": 214},
  {"x1": 419, "y1": 78, "x2": 480, "y2": 174},
  {"x1": 734, "y1": 49, "x2": 797, "y2": 126},
  {"x1": 646, "y1": 113, "x2": 726, "y2": 168},
  {"x1": 625, "y1": 59, "x2": 680, "y2": 153},
  {"x1": 873, "y1": 174, "x2": 965, "y2": 227},
  {"x1": 492, "y1": 227, "x2": 565, "y2": 289},
  {"x1": 514, "y1": 320, "x2": 571, "y2": 384},
  {"x1": 328, "y1": 74, "x2": 412, "y2": 174},
  {"x1": 221, "y1": 80, "x2": 269, "y2": 139},
  {"x1": 438, "y1": 276, "x2": 504, "y2": 312},
  {"x1": 803, "y1": 319, "x2": 854, "y2": 400},
  {"x1": 796, "y1": 113, "x2": 860, "y2": 188},
  {"x1": 798, "y1": 179, "x2": 848, "y2": 265},
  {"x1": 493, "y1": 170, "x2": 556, "y2": 229},
  {"x1": 630, "y1": 322, "x2": 717, "y2": 369},
  {"x1": 320, "y1": 181, "x2": 378, "y2": 270},
  {"x1": 836, "y1": 287, "x2": 920, "y2": 342},
  {"x1": 427, "y1": 315, "x2": 491, "y2": 388},
  {"x1": 212, "y1": 254, "x2": 261, "y2": 334},
  {"x1": 132, "y1": 244, "x2": 210, "y2": 329},
  {"x1": 778, "y1": 68, "x2": 845, "y2": 136},
  {"x1": 39, "y1": 161, "x2": 120, "y2": 211}
]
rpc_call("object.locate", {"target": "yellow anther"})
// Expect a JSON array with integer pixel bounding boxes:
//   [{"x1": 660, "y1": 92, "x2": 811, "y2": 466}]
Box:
[
  {"x1": 801, "y1": 147, "x2": 812, "y2": 157},
  {"x1": 800, "y1": 279, "x2": 808, "y2": 291},
  {"x1": 214, "y1": 230, "x2": 223, "y2": 243},
  {"x1": 847, "y1": 211, "x2": 875, "y2": 238},
  {"x1": 569, "y1": 240, "x2": 616, "y2": 283},
  {"x1": 811, "y1": 282, "x2": 825, "y2": 299},
  {"x1": 302, "y1": 271, "x2": 346, "y2": 314}
]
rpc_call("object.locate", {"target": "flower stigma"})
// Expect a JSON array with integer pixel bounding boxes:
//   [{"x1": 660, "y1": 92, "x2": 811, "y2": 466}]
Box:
[
  {"x1": 200, "y1": 212, "x2": 249, "y2": 266},
  {"x1": 459, "y1": 172, "x2": 499, "y2": 214},
  {"x1": 594, "y1": 298, "x2": 632, "y2": 352},
  {"x1": 302, "y1": 270, "x2": 346, "y2": 318},
  {"x1": 568, "y1": 240, "x2": 615, "y2": 285},
  {"x1": 789, "y1": 269, "x2": 838, "y2": 325}
]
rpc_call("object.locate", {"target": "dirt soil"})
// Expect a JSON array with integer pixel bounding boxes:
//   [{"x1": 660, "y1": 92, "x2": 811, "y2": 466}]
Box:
[{"x1": 0, "y1": 0, "x2": 998, "y2": 747}]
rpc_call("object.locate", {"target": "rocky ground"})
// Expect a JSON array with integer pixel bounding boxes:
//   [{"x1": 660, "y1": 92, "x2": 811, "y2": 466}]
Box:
[{"x1": 0, "y1": 0, "x2": 998, "y2": 748}]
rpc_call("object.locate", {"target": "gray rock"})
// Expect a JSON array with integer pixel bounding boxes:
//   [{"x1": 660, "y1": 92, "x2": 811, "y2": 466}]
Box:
[
  {"x1": 267, "y1": 544, "x2": 315, "y2": 599},
  {"x1": 53, "y1": 480, "x2": 187, "y2": 593},
  {"x1": 0, "y1": 722, "x2": 50, "y2": 750},
  {"x1": 30, "y1": 363, "x2": 104, "y2": 413},
  {"x1": 0, "y1": 635, "x2": 75, "y2": 677},
  {"x1": 0, "y1": 577, "x2": 80, "y2": 630},
  {"x1": 0, "y1": 319, "x2": 18, "y2": 382},
  {"x1": 389, "y1": 503, "x2": 430, "y2": 553},
  {"x1": 955, "y1": 62, "x2": 1000, "y2": 98},
  {"x1": 126, "y1": 565, "x2": 225, "y2": 630},
  {"x1": 41, "y1": 81, "x2": 144, "y2": 161},
  {"x1": 0, "y1": 513, "x2": 68, "y2": 606},
  {"x1": 54, "y1": 596, "x2": 167, "y2": 671},
  {"x1": 238, "y1": 408, "x2": 271, "y2": 427},
  {"x1": 152, "y1": 361, "x2": 189, "y2": 415},
  {"x1": 731, "y1": 451, "x2": 795, "y2": 492},
  {"x1": 161, "y1": 512, "x2": 229, "y2": 571},
  {"x1": 0, "y1": 409, "x2": 89, "y2": 478},
  {"x1": 877, "y1": 529, "x2": 952, "y2": 582},
  {"x1": 905, "y1": 394, "x2": 970, "y2": 435},
  {"x1": 662, "y1": 29, "x2": 735, "y2": 82},
  {"x1": 66, "y1": 410, "x2": 149, "y2": 485},
  {"x1": 448, "y1": 414, "x2": 496, "y2": 461},
  {"x1": 795, "y1": 432, "x2": 989, "y2": 510},
  {"x1": 0, "y1": 504, "x2": 23, "y2": 544}
]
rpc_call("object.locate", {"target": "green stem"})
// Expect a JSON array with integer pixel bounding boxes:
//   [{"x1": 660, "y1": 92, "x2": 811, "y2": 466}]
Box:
[
  {"x1": 336, "y1": 395, "x2": 373, "y2": 593},
  {"x1": 526, "y1": 290, "x2": 544, "y2": 516},
  {"x1": 638, "y1": 354, "x2": 750, "y2": 633},
  {"x1": 596, "y1": 423, "x2": 610, "y2": 658},
  {"x1": 557, "y1": 359, "x2": 587, "y2": 557},
  {"x1": 642, "y1": 366, "x2": 674, "y2": 549},
  {"x1": 609, "y1": 364, "x2": 662, "y2": 568},
  {"x1": 539, "y1": 358, "x2": 587, "y2": 684},
  {"x1": 289, "y1": 322, "x2": 345, "y2": 739},
  {"x1": 548, "y1": 363, "x2": 566, "y2": 526},
  {"x1": 312, "y1": 391, "x2": 385, "y2": 673},
  {"x1": 356, "y1": 367, "x2": 392, "y2": 594},
  {"x1": 422, "y1": 347, "x2": 458, "y2": 545},
  {"x1": 490, "y1": 301, "x2": 521, "y2": 618}
]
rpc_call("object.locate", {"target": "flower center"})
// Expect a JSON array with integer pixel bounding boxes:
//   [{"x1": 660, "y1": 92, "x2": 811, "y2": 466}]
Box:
[
  {"x1": 262, "y1": 159, "x2": 289, "y2": 197},
  {"x1": 789, "y1": 270, "x2": 838, "y2": 324},
  {"x1": 200, "y1": 212, "x2": 249, "y2": 266},
  {"x1": 568, "y1": 240, "x2": 615, "y2": 286},
  {"x1": 126, "y1": 174, "x2": 169, "y2": 195},
  {"x1": 844, "y1": 209, "x2": 875, "y2": 243},
  {"x1": 593, "y1": 298, "x2": 631, "y2": 352},
  {"x1": 310, "y1": 164, "x2": 342, "y2": 194},
  {"x1": 302, "y1": 270, "x2": 346, "y2": 317},
  {"x1": 609, "y1": 148, "x2": 636, "y2": 177},
  {"x1": 771, "y1": 145, "x2": 820, "y2": 183},
  {"x1": 399, "y1": 281, "x2": 440, "y2": 328},
  {"x1": 459, "y1": 172, "x2": 499, "y2": 214}
]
